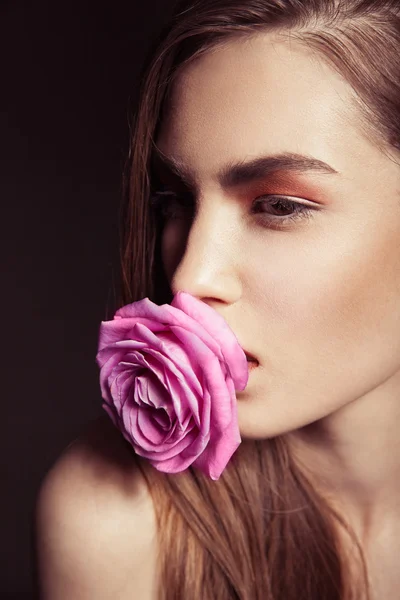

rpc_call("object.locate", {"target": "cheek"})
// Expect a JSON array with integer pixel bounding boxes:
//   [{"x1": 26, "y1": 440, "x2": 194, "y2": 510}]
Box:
[
  {"x1": 335, "y1": 225, "x2": 400, "y2": 380},
  {"x1": 237, "y1": 228, "x2": 400, "y2": 438},
  {"x1": 252, "y1": 221, "x2": 400, "y2": 390}
]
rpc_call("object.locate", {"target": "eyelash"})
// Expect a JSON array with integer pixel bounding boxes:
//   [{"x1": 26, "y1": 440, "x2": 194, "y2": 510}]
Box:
[{"x1": 149, "y1": 189, "x2": 316, "y2": 228}]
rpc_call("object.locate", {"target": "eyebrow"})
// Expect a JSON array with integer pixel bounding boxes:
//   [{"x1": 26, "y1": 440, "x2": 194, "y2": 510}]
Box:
[{"x1": 151, "y1": 145, "x2": 339, "y2": 189}]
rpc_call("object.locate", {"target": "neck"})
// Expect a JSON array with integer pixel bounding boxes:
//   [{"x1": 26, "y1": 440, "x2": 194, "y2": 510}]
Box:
[{"x1": 287, "y1": 368, "x2": 400, "y2": 543}]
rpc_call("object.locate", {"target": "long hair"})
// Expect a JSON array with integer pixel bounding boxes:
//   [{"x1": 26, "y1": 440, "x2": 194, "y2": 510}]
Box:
[{"x1": 118, "y1": 1, "x2": 400, "y2": 598}]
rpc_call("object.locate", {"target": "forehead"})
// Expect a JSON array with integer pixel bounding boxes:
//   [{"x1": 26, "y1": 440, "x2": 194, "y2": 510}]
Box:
[{"x1": 156, "y1": 33, "x2": 363, "y2": 181}]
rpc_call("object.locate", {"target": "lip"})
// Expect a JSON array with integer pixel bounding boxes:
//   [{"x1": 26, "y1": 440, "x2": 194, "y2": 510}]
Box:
[
  {"x1": 244, "y1": 350, "x2": 258, "y2": 362},
  {"x1": 244, "y1": 351, "x2": 259, "y2": 369},
  {"x1": 247, "y1": 360, "x2": 258, "y2": 371}
]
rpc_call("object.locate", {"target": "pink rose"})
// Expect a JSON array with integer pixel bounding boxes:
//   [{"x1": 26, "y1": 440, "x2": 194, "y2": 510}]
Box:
[{"x1": 96, "y1": 291, "x2": 248, "y2": 480}]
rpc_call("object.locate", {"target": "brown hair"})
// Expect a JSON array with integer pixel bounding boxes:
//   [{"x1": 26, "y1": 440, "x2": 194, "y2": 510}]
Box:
[{"x1": 118, "y1": 1, "x2": 400, "y2": 598}]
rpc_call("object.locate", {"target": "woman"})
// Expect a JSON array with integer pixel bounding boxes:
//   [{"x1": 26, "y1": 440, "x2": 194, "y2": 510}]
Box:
[{"x1": 35, "y1": 1, "x2": 400, "y2": 598}]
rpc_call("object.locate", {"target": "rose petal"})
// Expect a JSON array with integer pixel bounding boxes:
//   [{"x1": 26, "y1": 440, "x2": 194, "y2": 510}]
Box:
[
  {"x1": 172, "y1": 291, "x2": 248, "y2": 391},
  {"x1": 97, "y1": 316, "x2": 167, "y2": 351},
  {"x1": 97, "y1": 292, "x2": 248, "y2": 479},
  {"x1": 193, "y1": 419, "x2": 241, "y2": 480},
  {"x1": 142, "y1": 427, "x2": 210, "y2": 473},
  {"x1": 136, "y1": 406, "x2": 171, "y2": 445},
  {"x1": 170, "y1": 326, "x2": 233, "y2": 432},
  {"x1": 112, "y1": 299, "x2": 225, "y2": 360},
  {"x1": 133, "y1": 422, "x2": 199, "y2": 461}
]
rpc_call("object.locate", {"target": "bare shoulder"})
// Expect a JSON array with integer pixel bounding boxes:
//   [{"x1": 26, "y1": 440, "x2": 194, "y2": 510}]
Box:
[{"x1": 35, "y1": 415, "x2": 158, "y2": 600}]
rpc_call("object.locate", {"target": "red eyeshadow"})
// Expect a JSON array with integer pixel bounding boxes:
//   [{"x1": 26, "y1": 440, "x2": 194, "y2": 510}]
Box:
[{"x1": 243, "y1": 171, "x2": 329, "y2": 203}]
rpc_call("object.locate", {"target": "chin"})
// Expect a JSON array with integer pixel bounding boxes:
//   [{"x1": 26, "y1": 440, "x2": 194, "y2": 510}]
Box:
[{"x1": 236, "y1": 401, "x2": 315, "y2": 441}]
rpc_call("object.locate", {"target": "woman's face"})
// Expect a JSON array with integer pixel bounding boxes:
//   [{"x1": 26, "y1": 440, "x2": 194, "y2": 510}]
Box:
[{"x1": 154, "y1": 33, "x2": 400, "y2": 439}]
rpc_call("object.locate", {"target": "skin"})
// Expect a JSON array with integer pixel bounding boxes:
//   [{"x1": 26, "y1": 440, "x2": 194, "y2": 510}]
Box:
[
  {"x1": 155, "y1": 31, "x2": 400, "y2": 578},
  {"x1": 35, "y1": 31, "x2": 400, "y2": 600}
]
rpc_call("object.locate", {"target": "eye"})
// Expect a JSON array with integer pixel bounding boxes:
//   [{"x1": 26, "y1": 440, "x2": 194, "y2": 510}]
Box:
[
  {"x1": 149, "y1": 188, "x2": 318, "y2": 229},
  {"x1": 149, "y1": 189, "x2": 195, "y2": 221},
  {"x1": 251, "y1": 195, "x2": 316, "y2": 228}
]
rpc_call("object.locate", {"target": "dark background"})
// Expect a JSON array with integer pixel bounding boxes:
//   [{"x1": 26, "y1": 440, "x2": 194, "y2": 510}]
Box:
[{"x1": 1, "y1": 2, "x2": 173, "y2": 597}]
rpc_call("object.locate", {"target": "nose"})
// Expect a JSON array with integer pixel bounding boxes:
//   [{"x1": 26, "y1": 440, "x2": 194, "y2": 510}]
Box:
[{"x1": 163, "y1": 200, "x2": 242, "y2": 307}]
